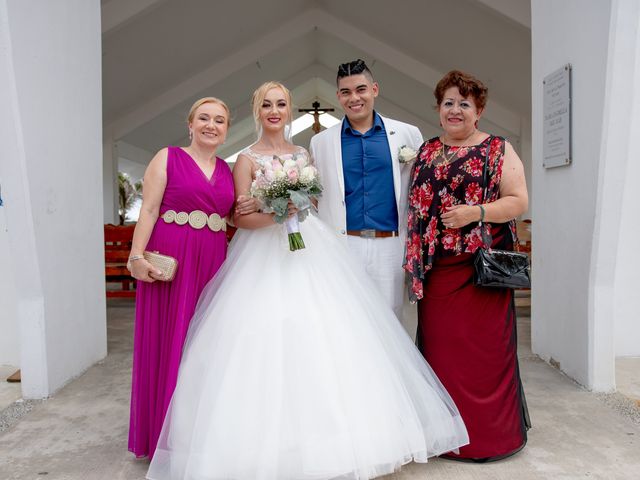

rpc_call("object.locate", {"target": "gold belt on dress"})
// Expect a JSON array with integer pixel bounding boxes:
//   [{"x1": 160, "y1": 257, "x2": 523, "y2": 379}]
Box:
[{"x1": 161, "y1": 210, "x2": 226, "y2": 232}]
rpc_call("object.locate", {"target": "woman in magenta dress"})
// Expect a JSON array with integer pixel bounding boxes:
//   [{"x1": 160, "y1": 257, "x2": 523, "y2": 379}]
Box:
[
  {"x1": 126, "y1": 97, "x2": 254, "y2": 458},
  {"x1": 405, "y1": 71, "x2": 531, "y2": 461}
]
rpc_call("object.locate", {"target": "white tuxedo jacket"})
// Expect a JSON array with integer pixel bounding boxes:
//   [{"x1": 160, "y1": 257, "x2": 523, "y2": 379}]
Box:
[{"x1": 309, "y1": 115, "x2": 423, "y2": 245}]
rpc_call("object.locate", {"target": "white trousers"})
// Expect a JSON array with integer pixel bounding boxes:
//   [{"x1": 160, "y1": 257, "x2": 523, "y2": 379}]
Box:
[{"x1": 347, "y1": 235, "x2": 405, "y2": 321}]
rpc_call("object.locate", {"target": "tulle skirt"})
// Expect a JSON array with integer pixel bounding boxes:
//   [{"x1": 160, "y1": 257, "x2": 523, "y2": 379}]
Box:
[{"x1": 147, "y1": 214, "x2": 468, "y2": 480}]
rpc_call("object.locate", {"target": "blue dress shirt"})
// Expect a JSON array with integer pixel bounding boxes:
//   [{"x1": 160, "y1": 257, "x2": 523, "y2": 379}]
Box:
[{"x1": 341, "y1": 113, "x2": 398, "y2": 231}]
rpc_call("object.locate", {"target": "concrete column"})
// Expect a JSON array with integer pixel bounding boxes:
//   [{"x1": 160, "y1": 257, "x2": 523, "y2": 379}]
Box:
[
  {"x1": 519, "y1": 114, "x2": 532, "y2": 220},
  {"x1": 0, "y1": 0, "x2": 48, "y2": 393},
  {"x1": 0, "y1": 169, "x2": 20, "y2": 368},
  {"x1": 0, "y1": 0, "x2": 106, "y2": 398},
  {"x1": 531, "y1": 0, "x2": 613, "y2": 390},
  {"x1": 103, "y1": 129, "x2": 118, "y2": 224},
  {"x1": 608, "y1": 0, "x2": 640, "y2": 358}
]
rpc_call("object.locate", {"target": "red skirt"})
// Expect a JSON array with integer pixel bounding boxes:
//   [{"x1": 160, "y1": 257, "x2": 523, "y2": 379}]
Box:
[{"x1": 418, "y1": 253, "x2": 530, "y2": 460}]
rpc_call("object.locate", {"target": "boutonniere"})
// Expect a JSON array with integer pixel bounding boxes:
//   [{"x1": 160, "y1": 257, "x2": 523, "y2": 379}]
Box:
[{"x1": 398, "y1": 145, "x2": 417, "y2": 164}]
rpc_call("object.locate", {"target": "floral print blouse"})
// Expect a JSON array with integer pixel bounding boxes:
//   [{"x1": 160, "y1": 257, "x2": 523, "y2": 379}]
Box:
[{"x1": 404, "y1": 135, "x2": 517, "y2": 301}]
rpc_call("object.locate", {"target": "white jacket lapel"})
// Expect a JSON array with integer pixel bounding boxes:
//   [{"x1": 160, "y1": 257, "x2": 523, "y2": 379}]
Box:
[
  {"x1": 382, "y1": 116, "x2": 402, "y2": 216},
  {"x1": 332, "y1": 123, "x2": 345, "y2": 198}
]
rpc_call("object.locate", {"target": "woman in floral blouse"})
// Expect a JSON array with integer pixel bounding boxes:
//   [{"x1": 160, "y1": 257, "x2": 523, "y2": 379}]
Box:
[{"x1": 405, "y1": 70, "x2": 530, "y2": 461}]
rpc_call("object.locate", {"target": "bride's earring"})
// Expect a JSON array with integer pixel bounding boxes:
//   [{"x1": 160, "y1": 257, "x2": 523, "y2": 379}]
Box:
[{"x1": 189, "y1": 130, "x2": 193, "y2": 141}]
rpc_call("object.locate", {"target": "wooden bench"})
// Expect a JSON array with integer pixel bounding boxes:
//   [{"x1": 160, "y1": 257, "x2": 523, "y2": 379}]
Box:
[
  {"x1": 104, "y1": 224, "x2": 136, "y2": 298},
  {"x1": 516, "y1": 219, "x2": 531, "y2": 255}
]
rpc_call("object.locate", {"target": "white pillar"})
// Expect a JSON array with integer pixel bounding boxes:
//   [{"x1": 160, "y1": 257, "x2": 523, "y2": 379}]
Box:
[
  {"x1": 519, "y1": 114, "x2": 532, "y2": 220},
  {"x1": 608, "y1": 0, "x2": 640, "y2": 358},
  {"x1": 0, "y1": 167, "x2": 20, "y2": 368},
  {"x1": 103, "y1": 128, "x2": 118, "y2": 224},
  {"x1": 531, "y1": 0, "x2": 614, "y2": 390},
  {"x1": 0, "y1": 0, "x2": 106, "y2": 398}
]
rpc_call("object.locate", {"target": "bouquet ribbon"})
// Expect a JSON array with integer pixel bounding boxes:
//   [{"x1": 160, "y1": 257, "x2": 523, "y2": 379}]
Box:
[{"x1": 285, "y1": 215, "x2": 305, "y2": 251}]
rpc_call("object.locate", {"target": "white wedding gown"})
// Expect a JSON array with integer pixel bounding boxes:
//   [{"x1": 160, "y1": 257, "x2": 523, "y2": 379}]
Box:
[{"x1": 147, "y1": 153, "x2": 468, "y2": 480}]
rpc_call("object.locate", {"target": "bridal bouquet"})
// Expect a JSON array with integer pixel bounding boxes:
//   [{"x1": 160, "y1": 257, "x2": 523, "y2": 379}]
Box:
[{"x1": 250, "y1": 153, "x2": 322, "y2": 251}]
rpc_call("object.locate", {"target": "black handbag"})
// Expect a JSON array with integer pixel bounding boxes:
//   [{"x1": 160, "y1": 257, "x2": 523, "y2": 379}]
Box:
[{"x1": 473, "y1": 138, "x2": 531, "y2": 289}]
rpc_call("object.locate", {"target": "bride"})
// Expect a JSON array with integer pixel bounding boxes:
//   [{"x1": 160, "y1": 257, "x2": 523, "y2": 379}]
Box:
[{"x1": 146, "y1": 82, "x2": 468, "y2": 480}]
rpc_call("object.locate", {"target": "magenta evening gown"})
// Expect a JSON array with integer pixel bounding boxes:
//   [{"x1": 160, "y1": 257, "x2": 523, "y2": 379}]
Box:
[{"x1": 128, "y1": 146, "x2": 234, "y2": 458}]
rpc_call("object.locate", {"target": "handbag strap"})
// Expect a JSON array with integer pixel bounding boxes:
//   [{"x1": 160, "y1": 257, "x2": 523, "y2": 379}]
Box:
[{"x1": 479, "y1": 136, "x2": 494, "y2": 248}]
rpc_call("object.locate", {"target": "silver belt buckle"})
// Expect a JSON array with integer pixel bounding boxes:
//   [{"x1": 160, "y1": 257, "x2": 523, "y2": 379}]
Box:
[{"x1": 360, "y1": 229, "x2": 376, "y2": 238}]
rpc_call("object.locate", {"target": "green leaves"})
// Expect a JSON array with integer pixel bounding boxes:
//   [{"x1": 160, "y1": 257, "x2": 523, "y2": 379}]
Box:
[{"x1": 118, "y1": 172, "x2": 142, "y2": 225}]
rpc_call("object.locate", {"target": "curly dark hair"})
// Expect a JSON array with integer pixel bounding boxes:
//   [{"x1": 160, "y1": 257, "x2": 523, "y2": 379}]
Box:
[{"x1": 434, "y1": 70, "x2": 488, "y2": 110}]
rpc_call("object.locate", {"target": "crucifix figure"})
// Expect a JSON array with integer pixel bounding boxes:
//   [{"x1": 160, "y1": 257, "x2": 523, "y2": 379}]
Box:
[{"x1": 298, "y1": 101, "x2": 335, "y2": 134}]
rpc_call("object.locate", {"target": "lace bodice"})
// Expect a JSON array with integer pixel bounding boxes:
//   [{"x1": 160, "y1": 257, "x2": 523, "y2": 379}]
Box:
[{"x1": 240, "y1": 145, "x2": 311, "y2": 175}]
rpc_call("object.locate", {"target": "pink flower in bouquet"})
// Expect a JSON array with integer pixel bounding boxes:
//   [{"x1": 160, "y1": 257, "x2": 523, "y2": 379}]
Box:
[
  {"x1": 253, "y1": 172, "x2": 269, "y2": 189},
  {"x1": 287, "y1": 169, "x2": 298, "y2": 182},
  {"x1": 264, "y1": 169, "x2": 275, "y2": 182}
]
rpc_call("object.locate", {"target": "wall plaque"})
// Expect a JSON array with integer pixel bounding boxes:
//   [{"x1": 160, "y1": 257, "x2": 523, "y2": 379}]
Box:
[{"x1": 543, "y1": 64, "x2": 572, "y2": 168}]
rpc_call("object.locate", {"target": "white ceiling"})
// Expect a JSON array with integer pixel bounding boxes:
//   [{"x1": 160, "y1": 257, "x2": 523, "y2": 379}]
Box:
[{"x1": 102, "y1": 0, "x2": 531, "y2": 162}]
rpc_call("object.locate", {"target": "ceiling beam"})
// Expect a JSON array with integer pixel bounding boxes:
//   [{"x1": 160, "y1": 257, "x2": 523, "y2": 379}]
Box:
[
  {"x1": 313, "y1": 9, "x2": 521, "y2": 136},
  {"x1": 115, "y1": 140, "x2": 154, "y2": 166},
  {"x1": 101, "y1": 0, "x2": 168, "y2": 35},
  {"x1": 108, "y1": 9, "x2": 321, "y2": 139},
  {"x1": 108, "y1": 8, "x2": 522, "y2": 140},
  {"x1": 472, "y1": 0, "x2": 531, "y2": 30}
]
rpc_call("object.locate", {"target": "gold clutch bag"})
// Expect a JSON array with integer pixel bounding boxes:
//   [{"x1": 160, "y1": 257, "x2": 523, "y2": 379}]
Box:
[{"x1": 143, "y1": 251, "x2": 178, "y2": 281}]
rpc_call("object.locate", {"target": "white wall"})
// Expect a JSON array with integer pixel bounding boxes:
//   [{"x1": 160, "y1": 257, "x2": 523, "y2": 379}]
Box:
[
  {"x1": 103, "y1": 129, "x2": 118, "y2": 224},
  {"x1": 0, "y1": 0, "x2": 106, "y2": 398},
  {"x1": 520, "y1": 115, "x2": 532, "y2": 220},
  {"x1": 610, "y1": 0, "x2": 640, "y2": 357},
  {"x1": 531, "y1": 0, "x2": 613, "y2": 389},
  {"x1": 0, "y1": 199, "x2": 19, "y2": 366},
  {"x1": 117, "y1": 140, "x2": 153, "y2": 182}
]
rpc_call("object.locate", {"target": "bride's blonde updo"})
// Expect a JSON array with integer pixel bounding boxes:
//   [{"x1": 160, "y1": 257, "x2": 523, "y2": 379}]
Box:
[{"x1": 251, "y1": 81, "x2": 293, "y2": 136}]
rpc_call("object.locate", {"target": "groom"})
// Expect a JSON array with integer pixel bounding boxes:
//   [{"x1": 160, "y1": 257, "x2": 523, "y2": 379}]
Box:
[{"x1": 310, "y1": 59, "x2": 423, "y2": 320}]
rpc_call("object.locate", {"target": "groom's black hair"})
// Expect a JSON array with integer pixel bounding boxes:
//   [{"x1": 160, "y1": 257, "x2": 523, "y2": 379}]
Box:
[{"x1": 336, "y1": 59, "x2": 374, "y2": 85}]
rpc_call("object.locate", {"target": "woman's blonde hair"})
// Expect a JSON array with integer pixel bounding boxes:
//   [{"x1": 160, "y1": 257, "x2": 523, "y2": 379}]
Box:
[
  {"x1": 186, "y1": 97, "x2": 231, "y2": 127},
  {"x1": 251, "y1": 81, "x2": 293, "y2": 139}
]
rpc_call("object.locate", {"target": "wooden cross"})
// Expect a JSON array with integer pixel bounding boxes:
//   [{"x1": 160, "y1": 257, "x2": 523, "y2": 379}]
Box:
[{"x1": 298, "y1": 101, "x2": 335, "y2": 134}]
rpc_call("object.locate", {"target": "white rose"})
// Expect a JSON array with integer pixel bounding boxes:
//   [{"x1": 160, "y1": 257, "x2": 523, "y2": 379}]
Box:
[
  {"x1": 300, "y1": 166, "x2": 317, "y2": 183},
  {"x1": 398, "y1": 145, "x2": 417, "y2": 163},
  {"x1": 274, "y1": 169, "x2": 287, "y2": 180},
  {"x1": 282, "y1": 159, "x2": 297, "y2": 172}
]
